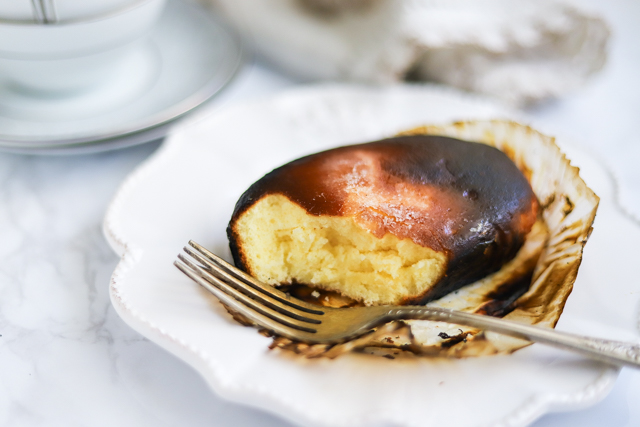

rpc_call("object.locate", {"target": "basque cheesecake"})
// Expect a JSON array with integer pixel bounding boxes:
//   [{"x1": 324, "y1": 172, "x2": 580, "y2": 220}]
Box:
[{"x1": 227, "y1": 134, "x2": 539, "y2": 306}]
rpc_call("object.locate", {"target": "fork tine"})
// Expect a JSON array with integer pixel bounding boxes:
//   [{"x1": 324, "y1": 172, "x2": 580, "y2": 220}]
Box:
[
  {"x1": 174, "y1": 260, "x2": 313, "y2": 341},
  {"x1": 183, "y1": 246, "x2": 322, "y2": 323},
  {"x1": 177, "y1": 254, "x2": 319, "y2": 333},
  {"x1": 187, "y1": 241, "x2": 324, "y2": 315}
]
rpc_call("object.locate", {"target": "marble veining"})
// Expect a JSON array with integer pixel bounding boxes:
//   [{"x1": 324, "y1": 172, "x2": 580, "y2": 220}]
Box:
[{"x1": 0, "y1": 65, "x2": 302, "y2": 427}]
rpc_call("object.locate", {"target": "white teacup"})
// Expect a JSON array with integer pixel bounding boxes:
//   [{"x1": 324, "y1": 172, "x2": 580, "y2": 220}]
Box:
[{"x1": 0, "y1": 0, "x2": 166, "y2": 94}]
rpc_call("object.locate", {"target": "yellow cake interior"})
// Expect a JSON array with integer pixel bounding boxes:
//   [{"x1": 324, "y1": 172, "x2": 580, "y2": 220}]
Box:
[{"x1": 233, "y1": 194, "x2": 447, "y2": 305}]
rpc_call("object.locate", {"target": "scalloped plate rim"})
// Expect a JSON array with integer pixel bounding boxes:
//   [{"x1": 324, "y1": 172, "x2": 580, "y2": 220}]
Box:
[{"x1": 103, "y1": 83, "x2": 625, "y2": 427}]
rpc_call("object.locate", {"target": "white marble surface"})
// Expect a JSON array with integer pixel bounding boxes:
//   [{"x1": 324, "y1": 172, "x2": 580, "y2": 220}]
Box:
[{"x1": 0, "y1": 1, "x2": 639, "y2": 426}]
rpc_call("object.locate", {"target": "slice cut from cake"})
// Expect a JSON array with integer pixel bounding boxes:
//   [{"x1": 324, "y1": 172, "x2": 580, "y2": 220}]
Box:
[{"x1": 227, "y1": 134, "x2": 539, "y2": 306}]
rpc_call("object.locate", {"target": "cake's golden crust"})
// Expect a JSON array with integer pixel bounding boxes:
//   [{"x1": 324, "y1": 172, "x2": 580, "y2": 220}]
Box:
[{"x1": 228, "y1": 135, "x2": 539, "y2": 305}]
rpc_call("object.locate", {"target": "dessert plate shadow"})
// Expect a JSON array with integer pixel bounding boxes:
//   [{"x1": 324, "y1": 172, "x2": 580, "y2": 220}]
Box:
[
  {"x1": 104, "y1": 84, "x2": 640, "y2": 427},
  {"x1": 0, "y1": 0, "x2": 243, "y2": 155}
]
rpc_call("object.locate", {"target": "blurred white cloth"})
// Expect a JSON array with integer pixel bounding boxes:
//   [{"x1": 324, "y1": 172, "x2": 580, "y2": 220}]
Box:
[{"x1": 209, "y1": 0, "x2": 609, "y2": 105}]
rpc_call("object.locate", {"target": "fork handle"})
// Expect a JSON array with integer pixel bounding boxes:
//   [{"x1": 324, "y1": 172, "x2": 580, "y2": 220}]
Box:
[{"x1": 388, "y1": 307, "x2": 640, "y2": 369}]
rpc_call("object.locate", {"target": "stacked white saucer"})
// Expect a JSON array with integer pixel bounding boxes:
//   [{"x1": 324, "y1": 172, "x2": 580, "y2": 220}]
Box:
[{"x1": 0, "y1": 0, "x2": 243, "y2": 154}]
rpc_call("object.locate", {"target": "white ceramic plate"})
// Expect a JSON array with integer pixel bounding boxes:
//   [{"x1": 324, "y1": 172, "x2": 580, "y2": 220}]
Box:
[
  {"x1": 0, "y1": 0, "x2": 243, "y2": 155},
  {"x1": 104, "y1": 85, "x2": 640, "y2": 427}
]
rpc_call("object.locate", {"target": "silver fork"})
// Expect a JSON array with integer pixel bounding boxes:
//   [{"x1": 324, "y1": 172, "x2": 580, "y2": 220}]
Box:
[{"x1": 175, "y1": 241, "x2": 640, "y2": 369}]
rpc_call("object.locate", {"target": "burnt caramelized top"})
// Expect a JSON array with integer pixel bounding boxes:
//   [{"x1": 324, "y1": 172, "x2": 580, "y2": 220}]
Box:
[{"x1": 229, "y1": 135, "x2": 539, "y2": 303}]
